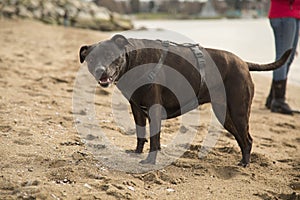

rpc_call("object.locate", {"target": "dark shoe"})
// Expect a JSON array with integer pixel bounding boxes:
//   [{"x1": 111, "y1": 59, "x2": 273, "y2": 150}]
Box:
[
  {"x1": 265, "y1": 95, "x2": 272, "y2": 109},
  {"x1": 265, "y1": 83, "x2": 273, "y2": 109},
  {"x1": 271, "y1": 98, "x2": 293, "y2": 115},
  {"x1": 270, "y1": 79, "x2": 293, "y2": 115}
]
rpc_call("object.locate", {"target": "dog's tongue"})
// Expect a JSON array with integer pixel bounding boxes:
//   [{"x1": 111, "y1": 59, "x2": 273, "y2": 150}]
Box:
[
  {"x1": 100, "y1": 77, "x2": 110, "y2": 84},
  {"x1": 99, "y1": 77, "x2": 112, "y2": 87}
]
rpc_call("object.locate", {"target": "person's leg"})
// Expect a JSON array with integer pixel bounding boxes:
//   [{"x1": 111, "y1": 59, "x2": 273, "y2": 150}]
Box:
[
  {"x1": 272, "y1": 18, "x2": 297, "y2": 80},
  {"x1": 286, "y1": 19, "x2": 299, "y2": 74},
  {"x1": 267, "y1": 18, "x2": 298, "y2": 114}
]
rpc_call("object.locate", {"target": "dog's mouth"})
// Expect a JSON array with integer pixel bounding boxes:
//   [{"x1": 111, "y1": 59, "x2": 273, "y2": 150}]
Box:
[{"x1": 98, "y1": 75, "x2": 112, "y2": 88}]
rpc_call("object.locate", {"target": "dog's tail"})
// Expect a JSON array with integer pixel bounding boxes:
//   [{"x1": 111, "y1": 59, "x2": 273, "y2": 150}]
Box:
[{"x1": 247, "y1": 49, "x2": 292, "y2": 71}]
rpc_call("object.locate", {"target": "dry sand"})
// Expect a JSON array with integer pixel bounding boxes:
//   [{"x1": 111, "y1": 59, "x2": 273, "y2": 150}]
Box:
[{"x1": 0, "y1": 19, "x2": 299, "y2": 200}]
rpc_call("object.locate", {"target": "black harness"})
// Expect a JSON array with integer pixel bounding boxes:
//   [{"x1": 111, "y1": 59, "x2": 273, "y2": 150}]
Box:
[
  {"x1": 119, "y1": 40, "x2": 207, "y2": 117},
  {"x1": 152, "y1": 40, "x2": 206, "y2": 85}
]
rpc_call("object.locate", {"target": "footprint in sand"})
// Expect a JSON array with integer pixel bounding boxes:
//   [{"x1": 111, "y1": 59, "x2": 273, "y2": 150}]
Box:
[
  {"x1": 250, "y1": 153, "x2": 272, "y2": 167},
  {"x1": 276, "y1": 122, "x2": 296, "y2": 129},
  {"x1": 0, "y1": 125, "x2": 12, "y2": 133},
  {"x1": 211, "y1": 166, "x2": 246, "y2": 180}
]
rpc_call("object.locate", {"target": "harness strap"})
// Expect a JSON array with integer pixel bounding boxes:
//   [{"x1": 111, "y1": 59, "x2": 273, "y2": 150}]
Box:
[
  {"x1": 148, "y1": 40, "x2": 169, "y2": 81},
  {"x1": 190, "y1": 45, "x2": 206, "y2": 86},
  {"x1": 151, "y1": 40, "x2": 206, "y2": 85}
]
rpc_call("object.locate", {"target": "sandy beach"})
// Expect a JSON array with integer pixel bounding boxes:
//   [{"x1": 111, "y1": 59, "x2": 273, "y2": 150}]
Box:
[{"x1": 0, "y1": 19, "x2": 300, "y2": 199}]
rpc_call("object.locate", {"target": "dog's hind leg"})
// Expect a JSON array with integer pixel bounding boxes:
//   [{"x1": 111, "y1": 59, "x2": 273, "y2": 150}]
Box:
[
  {"x1": 223, "y1": 111, "x2": 253, "y2": 167},
  {"x1": 130, "y1": 102, "x2": 147, "y2": 153},
  {"x1": 212, "y1": 87, "x2": 253, "y2": 167}
]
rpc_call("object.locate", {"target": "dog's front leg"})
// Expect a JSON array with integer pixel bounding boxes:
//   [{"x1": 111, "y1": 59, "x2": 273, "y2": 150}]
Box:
[
  {"x1": 140, "y1": 104, "x2": 162, "y2": 164},
  {"x1": 130, "y1": 102, "x2": 147, "y2": 153}
]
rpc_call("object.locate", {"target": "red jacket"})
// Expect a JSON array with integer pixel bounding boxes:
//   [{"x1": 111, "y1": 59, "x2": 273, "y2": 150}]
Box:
[{"x1": 269, "y1": 0, "x2": 300, "y2": 19}]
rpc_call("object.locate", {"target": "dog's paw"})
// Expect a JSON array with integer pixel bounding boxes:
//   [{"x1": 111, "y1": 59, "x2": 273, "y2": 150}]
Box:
[
  {"x1": 139, "y1": 152, "x2": 157, "y2": 165},
  {"x1": 140, "y1": 158, "x2": 156, "y2": 165},
  {"x1": 125, "y1": 149, "x2": 140, "y2": 154},
  {"x1": 238, "y1": 160, "x2": 250, "y2": 168},
  {"x1": 134, "y1": 149, "x2": 143, "y2": 154}
]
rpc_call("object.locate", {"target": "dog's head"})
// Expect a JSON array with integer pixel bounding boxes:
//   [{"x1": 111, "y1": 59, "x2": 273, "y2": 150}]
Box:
[{"x1": 79, "y1": 34, "x2": 130, "y2": 88}]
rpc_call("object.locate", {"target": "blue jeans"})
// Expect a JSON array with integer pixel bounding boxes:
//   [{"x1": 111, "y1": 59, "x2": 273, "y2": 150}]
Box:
[{"x1": 270, "y1": 18, "x2": 299, "y2": 81}]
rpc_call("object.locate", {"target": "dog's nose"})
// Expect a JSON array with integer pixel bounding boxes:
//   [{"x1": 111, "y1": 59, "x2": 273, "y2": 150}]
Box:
[{"x1": 95, "y1": 66, "x2": 106, "y2": 79}]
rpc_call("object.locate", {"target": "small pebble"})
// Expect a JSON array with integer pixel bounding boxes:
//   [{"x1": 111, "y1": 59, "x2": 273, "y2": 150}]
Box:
[
  {"x1": 84, "y1": 183, "x2": 92, "y2": 189},
  {"x1": 166, "y1": 188, "x2": 175, "y2": 192},
  {"x1": 127, "y1": 186, "x2": 135, "y2": 191}
]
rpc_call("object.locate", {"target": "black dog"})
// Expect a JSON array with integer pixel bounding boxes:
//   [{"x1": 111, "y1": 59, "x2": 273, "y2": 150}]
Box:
[{"x1": 79, "y1": 34, "x2": 291, "y2": 167}]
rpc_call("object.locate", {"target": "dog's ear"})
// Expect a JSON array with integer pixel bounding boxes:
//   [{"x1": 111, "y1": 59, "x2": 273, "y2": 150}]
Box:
[
  {"x1": 79, "y1": 45, "x2": 89, "y2": 63},
  {"x1": 111, "y1": 34, "x2": 129, "y2": 49}
]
